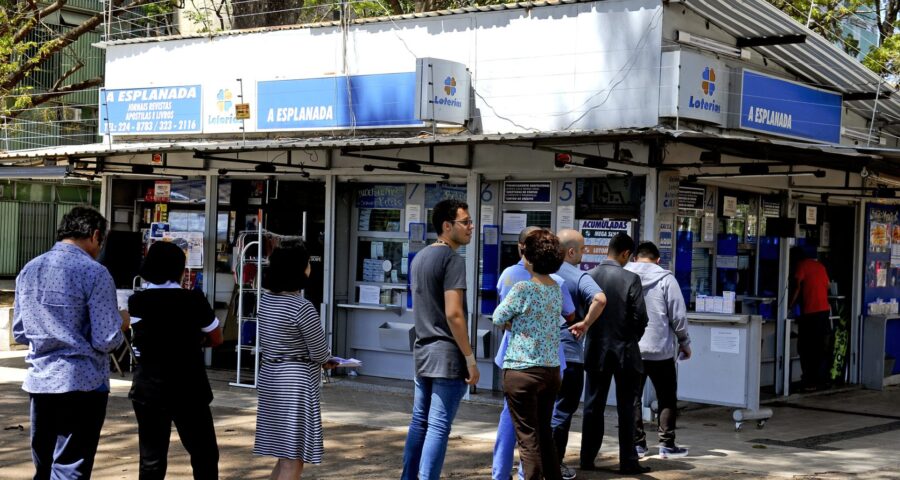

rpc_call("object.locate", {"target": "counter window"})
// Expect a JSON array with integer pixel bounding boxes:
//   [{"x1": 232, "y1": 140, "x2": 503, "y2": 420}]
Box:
[
  {"x1": 356, "y1": 237, "x2": 409, "y2": 283},
  {"x1": 358, "y1": 208, "x2": 402, "y2": 232}
]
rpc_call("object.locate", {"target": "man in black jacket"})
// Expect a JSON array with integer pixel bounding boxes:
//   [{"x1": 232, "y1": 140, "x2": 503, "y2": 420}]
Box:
[{"x1": 571, "y1": 233, "x2": 649, "y2": 475}]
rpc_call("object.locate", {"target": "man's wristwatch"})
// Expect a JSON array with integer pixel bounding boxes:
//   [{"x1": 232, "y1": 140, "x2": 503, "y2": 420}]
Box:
[{"x1": 464, "y1": 353, "x2": 477, "y2": 367}]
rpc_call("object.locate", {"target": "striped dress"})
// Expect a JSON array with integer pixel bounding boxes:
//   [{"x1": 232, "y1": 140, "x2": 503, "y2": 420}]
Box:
[{"x1": 253, "y1": 291, "x2": 330, "y2": 462}]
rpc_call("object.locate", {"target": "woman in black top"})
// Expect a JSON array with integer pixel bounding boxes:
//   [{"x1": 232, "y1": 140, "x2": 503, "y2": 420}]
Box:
[{"x1": 128, "y1": 241, "x2": 223, "y2": 480}]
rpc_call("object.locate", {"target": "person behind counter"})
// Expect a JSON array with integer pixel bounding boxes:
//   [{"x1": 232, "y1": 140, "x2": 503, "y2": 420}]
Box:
[
  {"x1": 492, "y1": 229, "x2": 567, "y2": 480},
  {"x1": 789, "y1": 246, "x2": 832, "y2": 392},
  {"x1": 625, "y1": 241, "x2": 691, "y2": 460},
  {"x1": 254, "y1": 244, "x2": 337, "y2": 480},
  {"x1": 128, "y1": 241, "x2": 223, "y2": 480},
  {"x1": 13, "y1": 206, "x2": 128, "y2": 479}
]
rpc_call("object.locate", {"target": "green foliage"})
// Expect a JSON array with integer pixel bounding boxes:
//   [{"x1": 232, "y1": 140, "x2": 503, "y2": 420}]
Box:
[
  {"x1": 864, "y1": 33, "x2": 900, "y2": 75},
  {"x1": 768, "y1": 0, "x2": 900, "y2": 78}
]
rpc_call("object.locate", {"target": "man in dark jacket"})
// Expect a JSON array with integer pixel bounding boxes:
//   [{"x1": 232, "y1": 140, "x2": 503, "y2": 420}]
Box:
[{"x1": 572, "y1": 233, "x2": 649, "y2": 475}]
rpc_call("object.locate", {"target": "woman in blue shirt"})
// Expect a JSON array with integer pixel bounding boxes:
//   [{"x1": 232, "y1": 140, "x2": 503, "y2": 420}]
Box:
[{"x1": 492, "y1": 229, "x2": 566, "y2": 480}]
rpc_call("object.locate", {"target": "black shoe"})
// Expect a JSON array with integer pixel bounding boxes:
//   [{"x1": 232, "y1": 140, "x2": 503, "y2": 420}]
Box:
[
  {"x1": 618, "y1": 463, "x2": 651, "y2": 475},
  {"x1": 579, "y1": 461, "x2": 599, "y2": 471}
]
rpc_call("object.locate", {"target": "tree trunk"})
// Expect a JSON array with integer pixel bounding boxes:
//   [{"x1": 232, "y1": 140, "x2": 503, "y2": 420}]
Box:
[{"x1": 231, "y1": 0, "x2": 305, "y2": 29}]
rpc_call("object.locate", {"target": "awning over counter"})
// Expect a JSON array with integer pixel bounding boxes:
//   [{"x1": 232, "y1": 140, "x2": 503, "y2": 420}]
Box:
[{"x1": 2, "y1": 127, "x2": 898, "y2": 177}]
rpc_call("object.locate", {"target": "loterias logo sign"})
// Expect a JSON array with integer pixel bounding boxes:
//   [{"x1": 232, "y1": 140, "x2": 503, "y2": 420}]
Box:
[
  {"x1": 416, "y1": 58, "x2": 471, "y2": 125},
  {"x1": 687, "y1": 67, "x2": 721, "y2": 115},
  {"x1": 434, "y1": 76, "x2": 463, "y2": 109},
  {"x1": 659, "y1": 50, "x2": 727, "y2": 126}
]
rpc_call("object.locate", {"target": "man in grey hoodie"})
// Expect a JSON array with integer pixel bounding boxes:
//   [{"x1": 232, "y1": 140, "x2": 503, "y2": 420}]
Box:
[{"x1": 624, "y1": 241, "x2": 691, "y2": 459}]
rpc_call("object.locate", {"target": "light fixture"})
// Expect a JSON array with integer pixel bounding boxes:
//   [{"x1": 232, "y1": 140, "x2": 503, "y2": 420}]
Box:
[
  {"x1": 397, "y1": 161, "x2": 422, "y2": 173},
  {"x1": 699, "y1": 150, "x2": 721, "y2": 164},
  {"x1": 554, "y1": 153, "x2": 572, "y2": 168},
  {"x1": 254, "y1": 163, "x2": 276, "y2": 173},
  {"x1": 583, "y1": 156, "x2": 609, "y2": 170},
  {"x1": 841, "y1": 127, "x2": 885, "y2": 145},
  {"x1": 363, "y1": 164, "x2": 449, "y2": 179},
  {"x1": 131, "y1": 165, "x2": 154, "y2": 175},
  {"x1": 739, "y1": 164, "x2": 769, "y2": 176},
  {"x1": 675, "y1": 31, "x2": 752, "y2": 60},
  {"x1": 0, "y1": 165, "x2": 70, "y2": 178},
  {"x1": 691, "y1": 169, "x2": 826, "y2": 180}
]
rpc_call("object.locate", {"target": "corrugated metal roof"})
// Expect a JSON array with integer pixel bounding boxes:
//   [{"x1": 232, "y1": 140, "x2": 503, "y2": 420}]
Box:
[
  {"x1": 0, "y1": 129, "x2": 658, "y2": 161},
  {"x1": 0, "y1": 127, "x2": 886, "y2": 165},
  {"x1": 680, "y1": 0, "x2": 900, "y2": 126}
]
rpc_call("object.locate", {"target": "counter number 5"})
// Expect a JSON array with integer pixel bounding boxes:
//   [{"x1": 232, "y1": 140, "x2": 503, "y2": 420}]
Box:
[{"x1": 559, "y1": 181, "x2": 573, "y2": 202}]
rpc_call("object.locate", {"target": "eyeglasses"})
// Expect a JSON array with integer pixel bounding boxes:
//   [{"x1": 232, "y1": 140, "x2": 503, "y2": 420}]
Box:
[{"x1": 454, "y1": 219, "x2": 474, "y2": 226}]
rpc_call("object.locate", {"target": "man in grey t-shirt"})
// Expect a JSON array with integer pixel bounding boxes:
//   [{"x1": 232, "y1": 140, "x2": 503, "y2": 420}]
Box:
[{"x1": 401, "y1": 199, "x2": 478, "y2": 480}]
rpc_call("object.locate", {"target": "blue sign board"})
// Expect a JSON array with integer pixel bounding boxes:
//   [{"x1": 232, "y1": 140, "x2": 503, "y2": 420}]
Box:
[
  {"x1": 503, "y1": 181, "x2": 552, "y2": 204},
  {"x1": 425, "y1": 184, "x2": 467, "y2": 208},
  {"x1": 99, "y1": 85, "x2": 202, "y2": 134},
  {"x1": 738, "y1": 70, "x2": 842, "y2": 143},
  {"x1": 257, "y1": 73, "x2": 422, "y2": 131},
  {"x1": 356, "y1": 184, "x2": 406, "y2": 209}
]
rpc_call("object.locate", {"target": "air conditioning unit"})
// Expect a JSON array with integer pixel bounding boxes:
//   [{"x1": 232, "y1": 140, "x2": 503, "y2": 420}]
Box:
[{"x1": 62, "y1": 107, "x2": 82, "y2": 122}]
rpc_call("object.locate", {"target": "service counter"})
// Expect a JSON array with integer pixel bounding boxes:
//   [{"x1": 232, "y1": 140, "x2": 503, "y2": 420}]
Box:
[
  {"x1": 862, "y1": 314, "x2": 900, "y2": 390},
  {"x1": 678, "y1": 312, "x2": 773, "y2": 430}
]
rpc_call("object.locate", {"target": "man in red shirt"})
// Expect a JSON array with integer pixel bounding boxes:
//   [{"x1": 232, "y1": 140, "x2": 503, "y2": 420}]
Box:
[{"x1": 789, "y1": 247, "x2": 832, "y2": 392}]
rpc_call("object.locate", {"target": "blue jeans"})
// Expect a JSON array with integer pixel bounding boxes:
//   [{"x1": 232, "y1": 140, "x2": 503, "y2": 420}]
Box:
[
  {"x1": 492, "y1": 400, "x2": 524, "y2": 480},
  {"x1": 401, "y1": 376, "x2": 468, "y2": 480},
  {"x1": 551, "y1": 362, "x2": 584, "y2": 461}
]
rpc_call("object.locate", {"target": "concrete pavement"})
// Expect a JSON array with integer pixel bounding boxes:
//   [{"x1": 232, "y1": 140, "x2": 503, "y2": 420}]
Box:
[{"x1": 1, "y1": 350, "x2": 899, "y2": 478}]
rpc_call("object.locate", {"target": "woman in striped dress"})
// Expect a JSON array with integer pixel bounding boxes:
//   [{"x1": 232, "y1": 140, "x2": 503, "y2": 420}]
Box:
[{"x1": 254, "y1": 244, "x2": 336, "y2": 480}]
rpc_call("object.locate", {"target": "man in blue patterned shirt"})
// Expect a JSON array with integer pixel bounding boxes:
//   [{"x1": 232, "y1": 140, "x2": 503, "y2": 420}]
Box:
[{"x1": 13, "y1": 206, "x2": 127, "y2": 479}]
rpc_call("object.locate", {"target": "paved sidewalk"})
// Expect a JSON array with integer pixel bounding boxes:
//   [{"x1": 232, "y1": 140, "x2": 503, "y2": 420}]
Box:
[{"x1": 1, "y1": 351, "x2": 899, "y2": 478}]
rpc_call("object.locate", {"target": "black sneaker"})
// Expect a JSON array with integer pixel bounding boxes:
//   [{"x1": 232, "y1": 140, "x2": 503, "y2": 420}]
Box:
[
  {"x1": 658, "y1": 444, "x2": 688, "y2": 459},
  {"x1": 560, "y1": 463, "x2": 576, "y2": 480}
]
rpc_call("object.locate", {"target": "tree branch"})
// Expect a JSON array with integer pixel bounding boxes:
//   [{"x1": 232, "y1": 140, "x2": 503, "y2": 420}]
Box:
[
  {"x1": 5, "y1": 76, "x2": 104, "y2": 119},
  {"x1": 386, "y1": 0, "x2": 404, "y2": 15},
  {"x1": 51, "y1": 60, "x2": 84, "y2": 91},
  {"x1": 12, "y1": 0, "x2": 68, "y2": 44},
  {"x1": 2, "y1": 0, "x2": 157, "y2": 91}
]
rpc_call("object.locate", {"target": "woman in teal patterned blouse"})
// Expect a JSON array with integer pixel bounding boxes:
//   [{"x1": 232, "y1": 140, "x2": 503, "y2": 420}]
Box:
[{"x1": 492, "y1": 229, "x2": 566, "y2": 480}]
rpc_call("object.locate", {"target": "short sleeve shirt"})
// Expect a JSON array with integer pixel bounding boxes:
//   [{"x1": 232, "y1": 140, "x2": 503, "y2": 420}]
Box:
[
  {"x1": 795, "y1": 259, "x2": 830, "y2": 315},
  {"x1": 411, "y1": 244, "x2": 468, "y2": 379},
  {"x1": 492, "y1": 281, "x2": 562, "y2": 370},
  {"x1": 128, "y1": 287, "x2": 217, "y2": 404}
]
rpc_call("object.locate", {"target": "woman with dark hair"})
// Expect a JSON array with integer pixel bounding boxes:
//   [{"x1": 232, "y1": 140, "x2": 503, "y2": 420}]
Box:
[
  {"x1": 127, "y1": 240, "x2": 223, "y2": 480},
  {"x1": 254, "y1": 244, "x2": 336, "y2": 480},
  {"x1": 492, "y1": 229, "x2": 566, "y2": 480}
]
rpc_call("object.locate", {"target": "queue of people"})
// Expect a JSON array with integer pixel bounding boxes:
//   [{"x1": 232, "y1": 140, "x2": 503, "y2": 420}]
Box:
[{"x1": 13, "y1": 203, "x2": 697, "y2": 479}]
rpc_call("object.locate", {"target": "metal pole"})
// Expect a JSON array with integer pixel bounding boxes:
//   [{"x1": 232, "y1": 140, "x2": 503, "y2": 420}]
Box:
[{"x1": 867, "y1": 81, "x2": 882, "y2": 147}]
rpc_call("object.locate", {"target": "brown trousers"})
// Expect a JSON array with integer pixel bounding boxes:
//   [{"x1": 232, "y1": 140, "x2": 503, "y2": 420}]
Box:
[{"x1": 503, "y1": 367, "x2": 562, "y2": 480}]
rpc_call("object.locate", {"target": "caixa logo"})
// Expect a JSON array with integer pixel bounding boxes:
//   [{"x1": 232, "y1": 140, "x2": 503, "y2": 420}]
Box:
[
  {"x1": 687, "y1": 67, "x2": 721, "y2": 114},
  {"x1": 434, "y1": 76, "x2": 463, "y2": 108}
]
